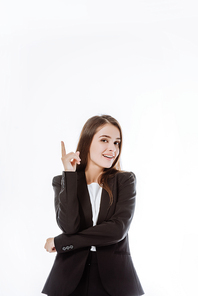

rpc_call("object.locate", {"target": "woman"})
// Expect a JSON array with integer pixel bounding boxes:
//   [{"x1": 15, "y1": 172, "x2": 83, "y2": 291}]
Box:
[{"x1": 42, "y1": 115, "x2": 144, "y2": 296}]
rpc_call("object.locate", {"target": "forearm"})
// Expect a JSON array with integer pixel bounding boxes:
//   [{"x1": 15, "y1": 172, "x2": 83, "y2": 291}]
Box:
[
  {"x1": 54, "y1": 195, "x2": 135, "y2": 253},
  {"x1": 54, "y1": 171, "x2": 136, "y2": 253},
  {"x1": 54, "y1": 220, "x2": 130, "y2": 252}
]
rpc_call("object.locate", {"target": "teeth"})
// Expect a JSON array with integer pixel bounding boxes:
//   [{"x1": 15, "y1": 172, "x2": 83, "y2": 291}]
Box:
[{"x1": 103, "y1": 155, "x2": 114, "y2": 159}]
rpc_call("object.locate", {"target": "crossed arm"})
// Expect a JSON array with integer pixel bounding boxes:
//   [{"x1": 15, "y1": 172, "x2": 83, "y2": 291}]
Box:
[{"x1": 44, "y1": 172, "x2": 136, "y2": 253}]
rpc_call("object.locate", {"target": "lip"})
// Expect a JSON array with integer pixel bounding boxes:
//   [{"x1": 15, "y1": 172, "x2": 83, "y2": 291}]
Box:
[{"x1": 102, "y1": 154, "x2": 115, "y2": 160}]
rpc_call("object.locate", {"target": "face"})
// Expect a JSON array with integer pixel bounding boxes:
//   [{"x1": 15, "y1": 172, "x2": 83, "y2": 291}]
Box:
[{"x1": 87, "y1": 124, "x2": 121, "y2": 171}]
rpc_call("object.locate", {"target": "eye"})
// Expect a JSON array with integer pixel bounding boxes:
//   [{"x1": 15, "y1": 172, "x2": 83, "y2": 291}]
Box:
[
  {"x1": 101, "y1": 139, "x2": 108, "y2": 143},
  {"x1": 114, "y1": 141, "x2": 120, "y2": 146}
]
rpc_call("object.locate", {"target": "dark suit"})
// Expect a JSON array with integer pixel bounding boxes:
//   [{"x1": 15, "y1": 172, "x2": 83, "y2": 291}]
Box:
[{"x1": 42, "y1": 170, "x2": 144, "y2": 296}]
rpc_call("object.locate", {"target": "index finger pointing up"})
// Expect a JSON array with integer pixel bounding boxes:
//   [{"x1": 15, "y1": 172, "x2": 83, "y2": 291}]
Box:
[{"x1": 61, "y1": 141, "x2": 66, "y2": 157}]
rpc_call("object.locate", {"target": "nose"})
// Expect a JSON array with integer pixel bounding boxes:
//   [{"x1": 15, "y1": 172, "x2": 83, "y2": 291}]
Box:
[{"x1": 108, "y1": 141, "x2": 116, "y2": 153}]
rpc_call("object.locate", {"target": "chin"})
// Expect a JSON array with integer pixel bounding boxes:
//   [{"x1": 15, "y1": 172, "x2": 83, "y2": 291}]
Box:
[{"x1": 103, "y1": 163, "x2": 114, "y2": 169}]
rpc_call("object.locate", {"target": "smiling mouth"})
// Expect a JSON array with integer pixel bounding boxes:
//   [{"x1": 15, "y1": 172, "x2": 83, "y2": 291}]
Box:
[{"x1": 103, "y1": 154, "x2": 115, "y2": 159}]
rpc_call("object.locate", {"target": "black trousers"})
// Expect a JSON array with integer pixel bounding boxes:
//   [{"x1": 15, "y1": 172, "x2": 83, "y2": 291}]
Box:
[{"x1": 69, "y1": 251, "x2": 111, "y2": 296}]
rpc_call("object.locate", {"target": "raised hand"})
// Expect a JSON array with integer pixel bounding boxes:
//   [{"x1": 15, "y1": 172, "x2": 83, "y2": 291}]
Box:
[{"x1": 61, "y1": 141, "x2": 81, "y2": 172}]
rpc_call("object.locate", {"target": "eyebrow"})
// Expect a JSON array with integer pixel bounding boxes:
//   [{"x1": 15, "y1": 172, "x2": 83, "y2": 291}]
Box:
[{"x1": 99, "y1": 135, "x2": 121, "y2": 140}]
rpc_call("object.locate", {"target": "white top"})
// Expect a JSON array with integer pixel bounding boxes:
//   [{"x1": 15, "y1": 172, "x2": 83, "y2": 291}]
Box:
[{"x1": 87, "y1": 183, "x2": 102, "y2": 251}]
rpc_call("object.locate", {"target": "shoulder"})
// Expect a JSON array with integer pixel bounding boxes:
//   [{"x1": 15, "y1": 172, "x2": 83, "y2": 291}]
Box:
[
  {"x1": 111, "y1": 171, "x2": 136, "y2": 197},
  {"x1": 52, "y1": 175, "x2": 62, "y2": 186},
  {"x1": 52, "y1": 171, "x2": 81, "y2": 186},
  {"x1": 114, "y1": 170, "x2": 136, "y2": 185},
  {"x1": 116, "y1": 170, "x2": 136, "y2": 180}
]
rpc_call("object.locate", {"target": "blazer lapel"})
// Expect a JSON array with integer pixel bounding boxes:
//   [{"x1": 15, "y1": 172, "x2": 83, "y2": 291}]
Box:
[
  {"x1": 77, "y1": 171, "x2": 114, "y2": 227},
  {"x1": 97, "y1": 187, "x2": 110, "y2": 225},
  {"x1": 77, "y1": 171, "x2": 93, "y2": 228}
]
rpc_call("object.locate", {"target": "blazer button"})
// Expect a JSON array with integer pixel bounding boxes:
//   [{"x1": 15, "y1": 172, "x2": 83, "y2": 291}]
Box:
[{"x1": 62, "y1": 245, "x2": 74, "y2": 251}]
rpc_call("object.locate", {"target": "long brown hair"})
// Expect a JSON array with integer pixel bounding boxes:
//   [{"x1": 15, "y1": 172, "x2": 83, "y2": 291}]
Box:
[{"x1": 76, "y1": 115, "x2": 123, "y2": 205}]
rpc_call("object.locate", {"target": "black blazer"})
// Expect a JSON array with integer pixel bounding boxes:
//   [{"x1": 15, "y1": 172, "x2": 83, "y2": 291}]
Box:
[{"x1": 42, "y1": 170, "x2": 144, "y2": 296}]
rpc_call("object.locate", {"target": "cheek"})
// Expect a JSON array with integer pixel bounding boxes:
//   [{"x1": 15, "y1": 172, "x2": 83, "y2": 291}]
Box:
[{"x1": 90, "y1": 144, "x2": 103, "y2": 159}]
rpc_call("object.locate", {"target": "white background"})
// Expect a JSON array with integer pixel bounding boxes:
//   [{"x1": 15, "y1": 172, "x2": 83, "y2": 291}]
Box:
[{"x1": 0, "y1": 1, "x2": 198, "y2": 295}]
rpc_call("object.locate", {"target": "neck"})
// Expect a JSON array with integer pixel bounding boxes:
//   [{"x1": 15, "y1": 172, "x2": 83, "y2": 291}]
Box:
[{"x1": 85, "y1": 163, "x2": 103, "y2": 185}]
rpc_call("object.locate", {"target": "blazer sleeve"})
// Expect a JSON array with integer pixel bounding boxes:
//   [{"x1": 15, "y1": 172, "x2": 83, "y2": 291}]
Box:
[
  {"x1": 53, "y1": 171, "x2": 80, "y2": 234},
  {"x1": 54, "y1": 172, "x2": 136, "y2": 253}
]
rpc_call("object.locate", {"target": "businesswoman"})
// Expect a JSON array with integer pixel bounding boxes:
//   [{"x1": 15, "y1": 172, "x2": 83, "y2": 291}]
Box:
[{"x1": 42, "y1": 115, "x2": 144, "y2": 296}]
